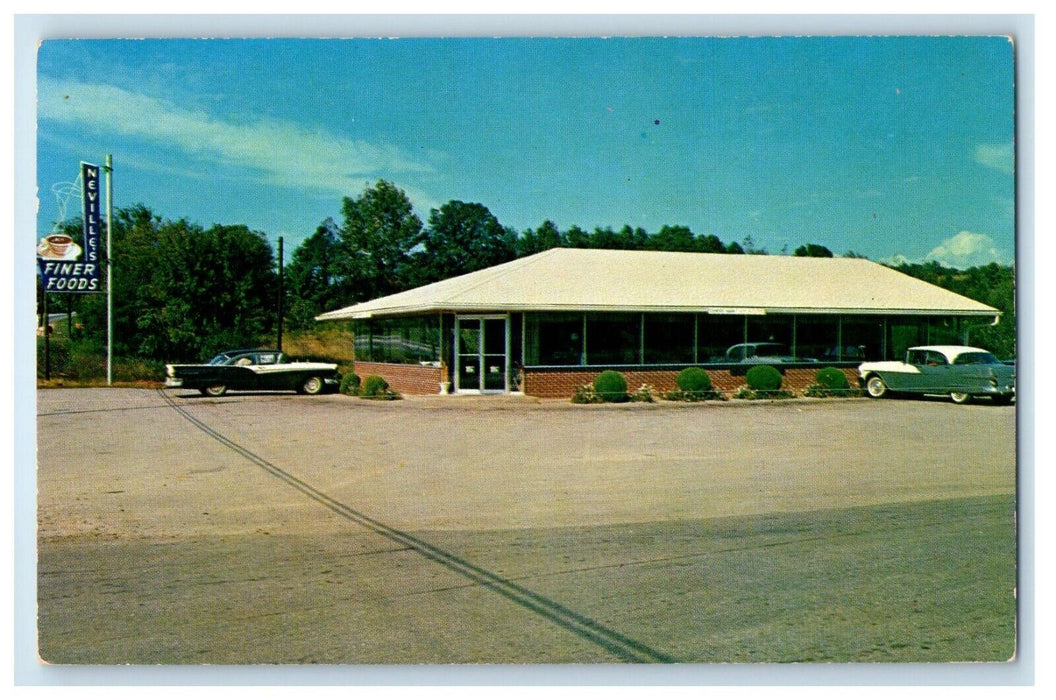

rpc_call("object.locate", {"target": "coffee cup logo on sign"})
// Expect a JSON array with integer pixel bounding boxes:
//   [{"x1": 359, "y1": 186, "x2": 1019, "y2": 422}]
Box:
[
  {"x1": 38, "y1": 234, "x2": 81, "y2": 261},
  {"x1": 46, "y1": 235, "x2": 73, "y2": 256}
]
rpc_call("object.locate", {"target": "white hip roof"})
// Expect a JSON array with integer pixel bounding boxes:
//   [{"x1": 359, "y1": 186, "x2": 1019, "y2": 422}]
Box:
[{"x1": 315, "y1": 248, "x2": 1000, "y2": 320}]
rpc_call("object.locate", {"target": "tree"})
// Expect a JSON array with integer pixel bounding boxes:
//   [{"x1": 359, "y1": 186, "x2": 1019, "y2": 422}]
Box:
[
  {"x1": 71, "y1": 205, "x2": 279, "y2": 361},
  {"x1": 615, "y1": 225, "x2": 649, "y2": 251},
  {"x1": 516, "y1": 220, "x2": 566, "y2": 256},
  {"x1": 283, "y1": 220, "x2": 350, "y2": 329},
  {"x1": 740, "y1": 235, "x2": 767, "y2": 255},
  {"x1": 651, "y1": 225, "x2": 696, "y2": 252},
  {"x1": 565, "y1": 225, "x2": 591, "y2": 249},
  {"x1": 794, "y1": 243, "x2": 834, "y2": 258},
  {"x1": 890, "y1": 260, "x2": 1016, "y2": 359},
  {"x1": 697, "y1": 234, "x2": 726, "y2": 254},
  {"x1": 337, "y1": 180, "x2": 423, "y2": 301},
  {"x1": 414, "y1": 201, "x2": 516, "y2": 284},
  {"x1": 590, "y1": 226, "x2": 621, "y2": 249}
]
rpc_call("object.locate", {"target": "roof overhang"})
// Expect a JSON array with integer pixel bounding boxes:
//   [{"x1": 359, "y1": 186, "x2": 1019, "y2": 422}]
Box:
[{"x1": 315, "y1": 249, "x2": 1002, "y2": 323}]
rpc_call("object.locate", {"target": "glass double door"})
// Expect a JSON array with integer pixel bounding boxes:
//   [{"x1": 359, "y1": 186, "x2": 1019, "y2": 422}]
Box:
[{"x1": 455, "y1": 316, "x2": 508, "y2": 393}]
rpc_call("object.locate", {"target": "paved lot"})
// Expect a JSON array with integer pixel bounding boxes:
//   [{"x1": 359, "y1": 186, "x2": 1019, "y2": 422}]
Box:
[{"x1": 36, "y1": 389, "x2": 1017, "y2": 664}]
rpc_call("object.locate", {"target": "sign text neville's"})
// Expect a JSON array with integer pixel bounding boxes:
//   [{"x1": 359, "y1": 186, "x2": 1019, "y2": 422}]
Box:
[{"x1": 38, "y1": 162, "x2": 102, "y2": 292}]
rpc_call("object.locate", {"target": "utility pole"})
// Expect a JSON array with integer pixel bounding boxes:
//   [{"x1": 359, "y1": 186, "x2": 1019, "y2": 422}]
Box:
[{"x1": 277, "y1": 236, "x2": 284, "y2": 353}]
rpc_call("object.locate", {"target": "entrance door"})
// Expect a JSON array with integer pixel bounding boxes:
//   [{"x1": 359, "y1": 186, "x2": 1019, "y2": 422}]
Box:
[{"x1": 456, "y1": 316, "x2": 508, "y2": 393}]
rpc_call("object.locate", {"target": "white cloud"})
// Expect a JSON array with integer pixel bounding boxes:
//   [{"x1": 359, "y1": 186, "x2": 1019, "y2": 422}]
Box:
[
  {"x1": 37, "y1": 77, "x2": 437, "y2": 205},
  {"x1": 973, "y1": 142, "x2": 1014, "y2": 174},
  {"x1": 924, "y1": 231, "x2": 1009, "y2": 268}
]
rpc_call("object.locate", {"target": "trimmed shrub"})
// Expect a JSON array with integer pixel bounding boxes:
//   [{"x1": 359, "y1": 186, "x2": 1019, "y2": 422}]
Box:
[
  {"x1": 804, "y1": 367, "x2": 861, "y2": 398},
  {"x1": 339, "y1": 372, "x2": 361, "y2": 396},
  {"x1": 676, "y1": 367, "x2": 713, "y2": 393},
  {"x1": 593, "y1": 370, "x2": 628, "y2": 403},
  {"x1": 359, "y1": 374, "x2": 391, "y2": 398},
  {"x1": 745, "y1": 364, "x2": 783, "y2": 392},
  {"x1": 815, "y1": 367, "x2": 850, "y2": 391}
]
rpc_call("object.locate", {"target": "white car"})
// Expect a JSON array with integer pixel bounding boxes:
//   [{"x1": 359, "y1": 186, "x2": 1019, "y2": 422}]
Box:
[{"x1": 858, "y1": 345, "x2": 1014, "y2": 405}]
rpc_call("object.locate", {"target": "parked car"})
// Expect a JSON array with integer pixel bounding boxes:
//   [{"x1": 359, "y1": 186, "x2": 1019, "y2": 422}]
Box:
[
  {"x1": 720, "y1": 342, "x2": 814, "y2": 363},
  {"x1": 857, "y1": 345, "x2": 1015, "y2": 404},
  {"x1": 165, "y1": 349, "x2": 339, "y2": 397}
]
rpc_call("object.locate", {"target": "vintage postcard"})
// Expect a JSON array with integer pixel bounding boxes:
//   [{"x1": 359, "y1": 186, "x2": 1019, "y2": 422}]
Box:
[{"x1": 23, "y1": 16, "x2": 1025, "y2": 685}]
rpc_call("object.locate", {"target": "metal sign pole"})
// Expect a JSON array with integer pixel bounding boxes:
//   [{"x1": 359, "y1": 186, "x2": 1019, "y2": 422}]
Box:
[
  {"x1": 105, "y1": 154, "x2": 113, "y2": 386},
  {"x1": 277, "y1": 236, "x2": 284, "y2": 353},
  {"x1": 42, "y1": 291, "x2": 50, "y2": 381}
]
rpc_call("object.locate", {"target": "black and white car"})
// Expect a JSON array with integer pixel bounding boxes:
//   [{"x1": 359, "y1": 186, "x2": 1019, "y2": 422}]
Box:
[{"x1": 165, "y1": 349, "x2": 339, "y2": 397}]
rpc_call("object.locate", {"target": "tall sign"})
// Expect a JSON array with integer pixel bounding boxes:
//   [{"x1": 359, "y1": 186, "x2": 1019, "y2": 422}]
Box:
[{"x1": 37, "y1": 162, "x2": 103, "y2": 292}]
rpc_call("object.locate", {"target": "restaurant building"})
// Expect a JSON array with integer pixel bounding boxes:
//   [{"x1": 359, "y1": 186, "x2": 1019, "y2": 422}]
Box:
[{"x1": 316, "y1": 248, "x2": 1002, "y2": 397}]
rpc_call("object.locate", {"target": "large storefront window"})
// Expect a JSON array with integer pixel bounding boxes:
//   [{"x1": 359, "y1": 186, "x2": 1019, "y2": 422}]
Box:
[
  {"x1": 643, "y1": 314, "x2": 695, "y2": 364},
  {"x1": 697, "y1": 315, "x2": 746, "y2": 363},
  {"x1": 841, "y1": 316, "x2": 886, "y2": 361},
  {"x1": 521, "y1": 311, "x2": 968, "y2": 367},
  {"x1": 746, "y1": 315, "x2": 795, "y2": 358},
  {"x1": 925, "y1": 316, "x2": 962, "y2": 346},
  {"x1": 796, "y1": 316, "x2": 841, "y2": 362},
  {"x1": 524, "y1": 313, "x2": 583, "y2": 365},
  {"x1": 887, "y1": 317, "x2": 927, "y2": 361},
  {"x1": 586, "y1": 314, "x2": 641, "y2": 365},
  {"x1": 353, "y1": 316, "x2": 441, "y2": 364}
]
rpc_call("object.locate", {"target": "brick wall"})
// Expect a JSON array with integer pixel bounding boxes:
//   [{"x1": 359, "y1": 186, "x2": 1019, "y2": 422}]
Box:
[
  {"x1": 351, "y1": 362, "x2": 859, "y2": 399},
  {"x1": 523, "y1": 366, "x2": 859, "y2": 399},
  {"x1": 352, "y1": 362, "x2": 445, "y2": 395}
]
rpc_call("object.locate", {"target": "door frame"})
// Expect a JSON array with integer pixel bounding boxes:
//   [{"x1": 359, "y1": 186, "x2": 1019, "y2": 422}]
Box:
[{"x1": 454, "y1": 314, "x2": 511, "y2": 394}]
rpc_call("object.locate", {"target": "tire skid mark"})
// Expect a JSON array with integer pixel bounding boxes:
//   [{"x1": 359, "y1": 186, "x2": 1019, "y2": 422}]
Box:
[{"x1": 158, "y1": 389, "x2": 677, "y2": 663}]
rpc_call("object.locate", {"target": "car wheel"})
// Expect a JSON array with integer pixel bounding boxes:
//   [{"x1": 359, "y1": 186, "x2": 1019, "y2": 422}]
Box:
[
  {"x1": 865, "y1": 375, "x2": 888, "y2": 399},
  {"x1": 992, "y1": 394, "x2": 1014, "y2": 405},
  {"x1": 950, "y1": 391, "x2": 972, "y2": 405},
  {"x1": 300, "y1": 376, "x2": 324, "y2": 395},
  {"x1": 201, "y1": 384, "x2": 227, "y2": 397}
]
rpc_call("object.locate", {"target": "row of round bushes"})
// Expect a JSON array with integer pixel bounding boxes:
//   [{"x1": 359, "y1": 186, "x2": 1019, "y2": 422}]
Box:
[
  {"x1": 575, "y1": 366, "x2": 854, "y2": 403},
  {"x1": 339, "y1": 372, "x2": 400, "y2": 399}
]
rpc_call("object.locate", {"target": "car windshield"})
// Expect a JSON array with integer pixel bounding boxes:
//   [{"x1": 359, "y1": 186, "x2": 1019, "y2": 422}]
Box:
[
  {"x1": 207, "y1": 353, "x2": 234, "y2": 365},
  {"x1": 952, "y1": 352, "x2": 1000, "y2": 365}
]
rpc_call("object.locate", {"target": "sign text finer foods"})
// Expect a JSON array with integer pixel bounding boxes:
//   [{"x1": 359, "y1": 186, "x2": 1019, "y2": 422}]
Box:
[{"x1": 39, "y1": 162, "x2": 102, "y2": 292}]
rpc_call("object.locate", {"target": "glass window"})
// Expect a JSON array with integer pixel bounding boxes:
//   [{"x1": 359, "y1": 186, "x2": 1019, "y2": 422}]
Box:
[
  {"x1": 842, "y1": 316, "x2": 885, "y2": 361},
  {"x1": 888, "y1": 318, "x2": 927, "y2": 361},
  {"x1": 926, "y1": 316, "x2": 962, "y2": 346},
  {"x1": 906, "y1": 348, "x2": 928, "y2": 365},
  {"x1": 698, "y1": 315, "x2": 746, "y2": 363},
  {"x1": 643, "y1": 314, "x2": 695, "y2": 364},
  {"x1": 586, "y1": 314, "x2": 641, "y2": 365},
  {"x1": 796, "y1": 316, "x2": 840, "y2": 362},
  {"x1": 953, "y1": 351, "x2": 999, "y2": 365},
  {"x1": 746, "y1": 316, "x2": 794, "y2": 356},
  {"x1": 924, "y1": 350, "x2": 948, "y2": 366},
  {"x1": 524, "y1": 313, "x2": 583, "y2": 365},
  {"x1": 353, "y1": 316, "x2": 441, "y2": 364}
]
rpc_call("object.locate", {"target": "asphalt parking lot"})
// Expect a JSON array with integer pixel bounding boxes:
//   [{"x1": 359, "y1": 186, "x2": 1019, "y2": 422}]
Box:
[{"x1": 36, "y1": 389, "x2": 1017, "y2": 665}]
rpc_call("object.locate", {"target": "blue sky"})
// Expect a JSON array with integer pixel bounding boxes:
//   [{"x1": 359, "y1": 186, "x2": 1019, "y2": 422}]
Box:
[{"x1": 36, "y1": 35, "x2": 1015, "y2": 267}]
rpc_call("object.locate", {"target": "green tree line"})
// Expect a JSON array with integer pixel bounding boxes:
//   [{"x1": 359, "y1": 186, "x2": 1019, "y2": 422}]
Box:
[{"x1": 39, "y1": 179, "x2": 1016, "y2": 367}]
